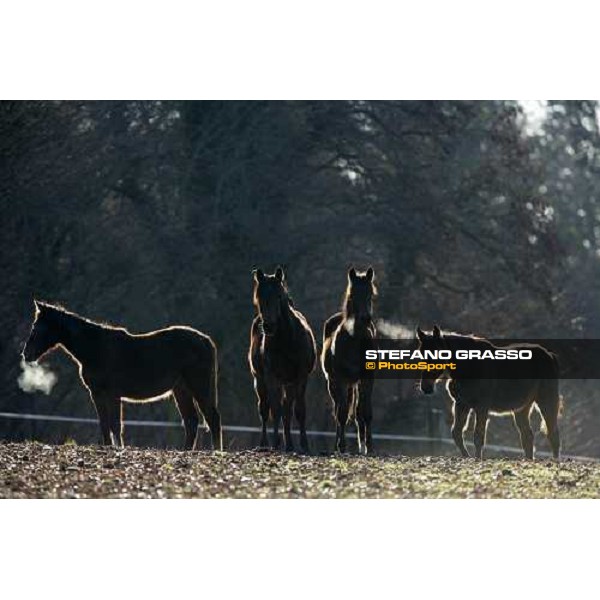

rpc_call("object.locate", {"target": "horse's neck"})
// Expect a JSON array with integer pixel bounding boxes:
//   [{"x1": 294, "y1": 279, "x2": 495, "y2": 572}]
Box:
[
  {"x1": 269, "y1": 300, "x2": 304, "y2": 346},
  {"x1": 278, "y1": 300, "x2": 298, "y2": 338},
  {"x1": 56, "y1": 315, "x2": 101, "y2": 363},
  {"x1": 445, "y1": 334, "x2": 490, "y2": 352}
]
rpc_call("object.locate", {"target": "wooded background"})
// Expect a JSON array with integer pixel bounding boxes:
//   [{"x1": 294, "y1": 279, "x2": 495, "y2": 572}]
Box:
[{"x1": 2, "y1": 100, "x2": 600, "y2": 455}]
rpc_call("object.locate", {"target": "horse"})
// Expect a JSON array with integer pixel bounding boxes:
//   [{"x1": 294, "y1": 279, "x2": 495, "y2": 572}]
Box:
[
  {"x1": 416, "y1": 325, "x2": 561, "y2": 460},
  {"x1": 22, "y1": 300, "x2": 222, "y2": 451},
  {"x1": 248, "y1": 267, "x2": 317, "y2": 452},
  {"x1": 322, "y1": 267, "x2": 377, "y2": 454}
]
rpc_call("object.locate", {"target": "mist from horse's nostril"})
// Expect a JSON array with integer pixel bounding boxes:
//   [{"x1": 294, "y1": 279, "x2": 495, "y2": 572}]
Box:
[{"x1": 18, "y1": 357, "x2": 57, "y2": 395}]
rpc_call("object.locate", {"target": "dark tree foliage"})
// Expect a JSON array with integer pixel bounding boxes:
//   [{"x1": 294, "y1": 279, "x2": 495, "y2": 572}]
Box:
[{"x1": 1, "y1": 100, "x2": 598, "y2": 455}]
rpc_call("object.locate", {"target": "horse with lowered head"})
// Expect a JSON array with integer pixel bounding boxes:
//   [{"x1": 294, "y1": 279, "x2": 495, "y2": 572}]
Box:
[
  {"x1": 22, "y1": 301, "x2": 222, "y2": 451},
  {"x1": 416, "y1": 325, "x2": 561, "y2": 459},
  {"x1": 322, "y1": 267, "x2": 377, "y2": 454},
  {"x1": 248, "y1": 267, "x2": 317, "y2": 452}
]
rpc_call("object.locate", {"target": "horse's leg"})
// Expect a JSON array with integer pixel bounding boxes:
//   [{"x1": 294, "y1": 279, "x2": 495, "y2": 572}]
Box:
[
  {"x1": 357, "y1": 378, "x2": 374, "y2": 455},
  {"x1": 182, "y1": 369, "x2": 222, "y2": 451},
  {"x1": 267, "y1": 382, "x2": 283, "y2": 451},
  {"x1": 173, "y1": 384, "x2": 200, "y2": 450},
  {"x1": 91, "y1": 392, "x2": 112, "y2": 446},
  {"x1": 294, "y1": 379, "x2": 309, "y2": 454},
  {"x1": 196, "y1": 400, "x2": 222, "y2": 451},
  {"x1": 88, "y1": 388, "x2": 112, "y2": 446},
  {"x1": 118, "y1": 402, "x2": 125, "y2": 448},
  {"x1": 536, "y1": 380, "x2": 561, "y2": 459},
  {"x1": 355, "y1": 393, "x2": 365, "y2": 454},
  {"x1": 513, "y1": 406, "x2": 534, "y2": 459},
  {"x1": 253, "y1": 373, "x2": 270, "y2": 448},
  {"x1": 346, "y1": 386, "x2": 358, "y2": 452},
  {"x1": 282, "y1": 384, "x2": 295, "y2": 452},
  {"x1": 329, "y1": 380, "x2": 348, "y2": 453},
  {"x1": 452, "y1": 402, "x2": 471, "y2": 458},
  {"x1": 106, "y1": 398, "x2": 123, "y2": 448},
  {"x1": 473, "y1": 407, "x2": 489, "y2": 460}
]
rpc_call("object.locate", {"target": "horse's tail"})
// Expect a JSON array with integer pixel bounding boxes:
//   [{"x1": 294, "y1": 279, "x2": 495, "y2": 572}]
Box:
[
  {"x1": 538, "y1": 351, "x2": 563, "y2": 434},
  {"x1": 549, "y1": 352, "x2": 564, "y2": 417},
  {"x1": 210, "y1": 341, "x2": 218, "y2": 409},
  {"x1": 209, "y1": 340, "x2": 222, "y2": 450}
]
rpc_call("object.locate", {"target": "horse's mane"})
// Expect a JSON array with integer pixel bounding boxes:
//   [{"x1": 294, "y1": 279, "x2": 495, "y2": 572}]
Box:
[
  {"x1": 441, "y1": 330, "x2": 495, "y2": 349},
  {"x1": 36, "y1": 301, "x2": 128, "y2": 333}
]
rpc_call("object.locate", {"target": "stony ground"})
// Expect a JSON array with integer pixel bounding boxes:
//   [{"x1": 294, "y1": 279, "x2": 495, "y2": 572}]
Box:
[{"x1": 1, "y1": 441, "x2": 598, "y2": 498}]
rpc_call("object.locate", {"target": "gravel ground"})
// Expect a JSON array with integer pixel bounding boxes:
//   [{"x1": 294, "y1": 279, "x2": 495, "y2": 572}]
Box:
[{"x1": 1, "y1": 441, "x2": 598, "y2": 498}]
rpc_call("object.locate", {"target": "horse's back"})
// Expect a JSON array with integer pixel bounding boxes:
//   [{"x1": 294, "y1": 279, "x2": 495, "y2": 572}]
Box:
[
  {"x1": 321, "y1": 313, "x2": 341, "y2": 372},
  {"x1": 139, "y1": 325, "x2": 215, "y2": 358},
  {"x1": 509, "y1": 342, "x2": 558, "y2": 377},
  {"x1": 322, "y1": 312, "x2": 368, "y2": 382},
  {"x1": 78, "y1": 324, "x2": 216, "y2": 402},
  {"x1": 291, "y1": 307, "x2": 317, "y2": 373},
  {"x1": 323, "y1": 312, "x2": 343, "y2": 343},
  {"x1": 448, "y1": 342, "x2": 559, "y2": 413},
  {"x1": 93, "y1": 326, "x2": 216, "y2": 392}
]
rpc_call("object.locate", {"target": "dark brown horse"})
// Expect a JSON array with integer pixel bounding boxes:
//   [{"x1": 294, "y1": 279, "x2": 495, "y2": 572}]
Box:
[
  {"x1": 22, "y1": 301, "x2": 222, "y2": 451},
  {"x1": 322, "y1": 267, "x2": 377, "y2": 454},
  {"x1": 416, "y1": 326, "x2": 561, "y2": 459},
  {"x1": 248, "y1": 267, "x2": 317, "y2": 452}
]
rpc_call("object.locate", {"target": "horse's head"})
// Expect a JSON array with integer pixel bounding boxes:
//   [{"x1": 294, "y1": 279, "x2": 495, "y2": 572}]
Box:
[
  {"x1": 344, "y1": 267, "x2": 376, "y2": 325},
  {"x1": 252, "y1": 267, "x2": 289, "y2": 336},
  {"x1": 22, "y1": 301, "x2": 61, "y2": 362},
  {"x1": 416, "y1": 325, "x2": 444, "y2": 394}
]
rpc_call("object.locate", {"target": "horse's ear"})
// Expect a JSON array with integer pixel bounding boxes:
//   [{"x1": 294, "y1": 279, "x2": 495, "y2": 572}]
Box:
[
  {"x1": 433, "y1": 325, "x2": 442, "y2": 338},
  {"x1": 253, "y1": 269, "x2": 265, "y2": 283},
  {"x1": 366, "y1": 267, "x2": 374, "y2": 281},
  {"x1": 275, "y1": 266, "x2": 285, "y2": 282},
  {"x1": 348, "y1": 267, "x2": 357, "y2": 282},
  {"x1": 416, "y1": 327, "x2": 425, "y2": 341}
]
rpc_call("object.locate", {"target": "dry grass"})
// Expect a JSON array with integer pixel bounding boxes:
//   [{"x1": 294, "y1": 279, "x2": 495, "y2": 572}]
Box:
[{"x1": 1, "y1": 441, "x2": 599, "y2": 498}]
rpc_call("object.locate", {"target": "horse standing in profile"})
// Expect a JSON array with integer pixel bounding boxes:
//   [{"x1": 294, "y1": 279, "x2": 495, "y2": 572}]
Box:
[
  {"x1": 416, "y1": 325, "x2": 561, "y2": 459},
  {"x1": 248, "y1": 267, "x2": 317, "y2": 453},
  {"x1": 322, "y1": 267, "x2": 377, "y2": 454},
  {"x1": 22, "y1": 301, "x2": 222, "y2": 451}
]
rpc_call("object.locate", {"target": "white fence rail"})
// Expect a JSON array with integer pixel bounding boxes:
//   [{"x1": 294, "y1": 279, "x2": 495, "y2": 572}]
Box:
[{"x1": 0, "y1": 411, "x2": 593, "y2": 461}]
